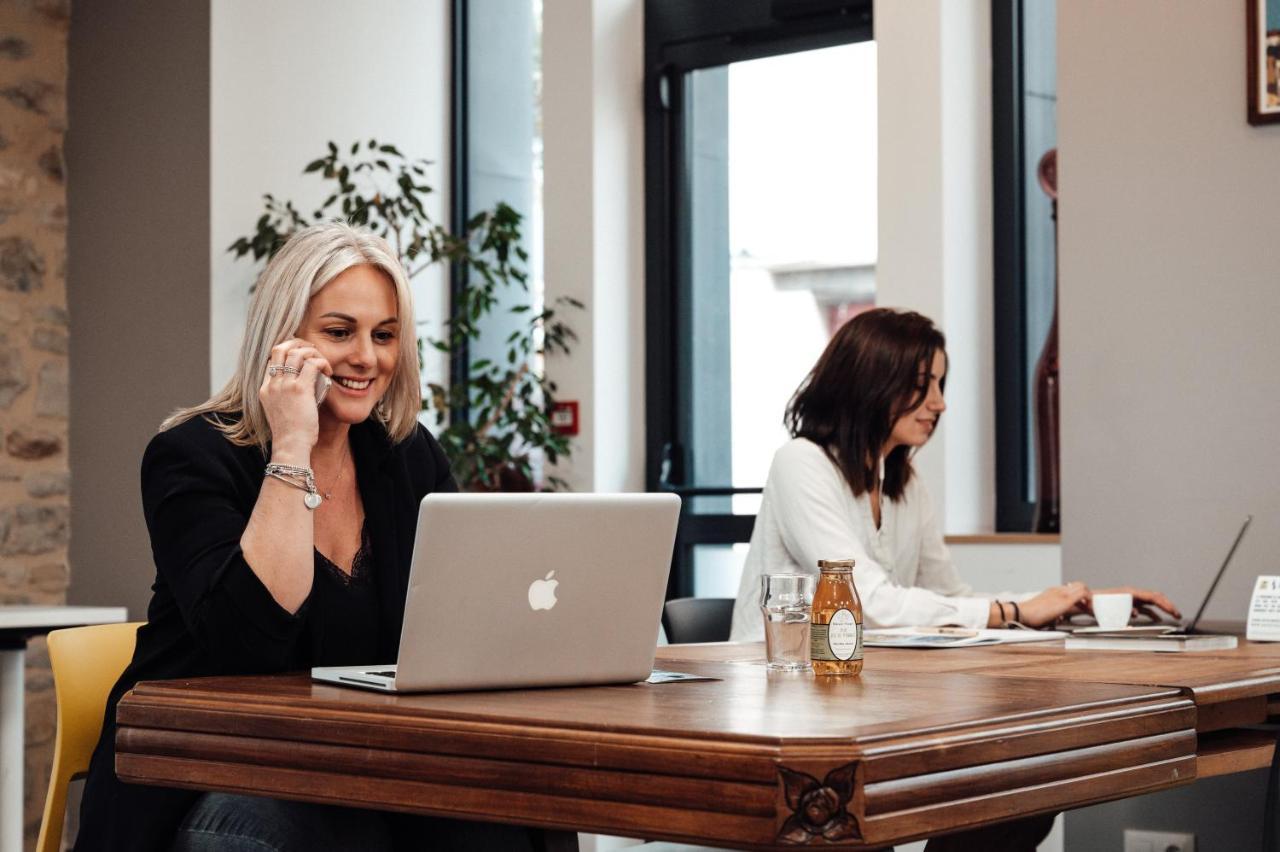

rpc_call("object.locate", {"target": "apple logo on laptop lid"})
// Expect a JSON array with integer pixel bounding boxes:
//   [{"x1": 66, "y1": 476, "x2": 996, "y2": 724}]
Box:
[{"x1": 528, "y1": 571, "x2": 559, "y2": 611}]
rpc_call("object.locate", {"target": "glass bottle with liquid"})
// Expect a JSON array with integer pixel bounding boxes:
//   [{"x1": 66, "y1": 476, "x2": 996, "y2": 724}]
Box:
[{"x1": 810, "y1": 559, "x2": 863, "y2": 676}]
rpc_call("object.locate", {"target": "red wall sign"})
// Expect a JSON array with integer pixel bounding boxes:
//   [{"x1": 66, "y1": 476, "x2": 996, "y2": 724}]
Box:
[{"x1": 550, "y1": 401, "x2": 579, "y2": 436}]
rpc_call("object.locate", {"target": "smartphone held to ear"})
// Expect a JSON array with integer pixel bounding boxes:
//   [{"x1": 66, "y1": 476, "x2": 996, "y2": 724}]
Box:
[{"x1": 315, "y1": 373, "x2": 331, "y2": 406}]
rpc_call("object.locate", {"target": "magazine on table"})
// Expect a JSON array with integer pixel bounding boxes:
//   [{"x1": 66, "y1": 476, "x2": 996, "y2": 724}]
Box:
[{"x1": 863, "y1": 626, "x2": 1066, "y2": 649}]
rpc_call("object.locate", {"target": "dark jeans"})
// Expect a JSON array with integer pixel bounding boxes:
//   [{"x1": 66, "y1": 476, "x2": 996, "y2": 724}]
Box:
[{"x1": 170, "y1": 793, "x2": 544, "y2": 852}]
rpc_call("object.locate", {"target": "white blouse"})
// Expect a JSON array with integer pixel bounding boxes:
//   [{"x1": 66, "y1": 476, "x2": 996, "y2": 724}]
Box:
[{"x1": 729, "y1": 438, "x2": 1029, "y2": 641}]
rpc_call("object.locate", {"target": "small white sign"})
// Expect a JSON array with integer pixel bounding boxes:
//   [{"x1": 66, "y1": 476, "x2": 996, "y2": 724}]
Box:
[{"x1": 1246, "y1": 575, "x2": 1280, "y2": 642}]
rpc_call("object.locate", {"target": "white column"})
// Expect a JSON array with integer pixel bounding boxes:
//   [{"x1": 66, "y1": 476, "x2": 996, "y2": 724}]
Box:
[
  {"x1": 542, "y1": 0, "x2": 646, "y2": 493},
  {"x1": 877, "y1": 0, "x2": 947, "y2": 521},
  {"x1": 0, "y1": 648, "x2": 25, "y2": 852},
  {"x1": 877, "y1": 0, "x2": 995, "y2": 533},
  {"x1": 938, "y1": 0, "x2": 995, "y2": 536}
]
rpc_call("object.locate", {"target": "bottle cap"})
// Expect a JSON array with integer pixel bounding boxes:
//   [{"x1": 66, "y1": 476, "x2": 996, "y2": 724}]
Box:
[{"x1": 817, "y1": 558, "x2": 855, "y2": 571}]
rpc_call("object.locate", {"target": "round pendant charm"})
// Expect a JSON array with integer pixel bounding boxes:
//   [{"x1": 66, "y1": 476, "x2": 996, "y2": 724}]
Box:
[{"x1": 303, "y1": 492, "x2": 323, "y2": 510}]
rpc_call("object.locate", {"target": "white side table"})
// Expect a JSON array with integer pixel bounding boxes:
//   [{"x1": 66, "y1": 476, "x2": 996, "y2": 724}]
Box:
[{"x1": 0, "y1": 606, "x2": 127, "y2": 852}]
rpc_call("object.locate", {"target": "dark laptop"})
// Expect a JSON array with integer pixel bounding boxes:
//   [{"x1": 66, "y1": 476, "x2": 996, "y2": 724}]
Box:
[
  {"x1": 1073, "y1": 515, "x2": 1252, "y2": 636},
  {"x1": 1169, "y1": 515, "x2": 1252, "y2": 635}
]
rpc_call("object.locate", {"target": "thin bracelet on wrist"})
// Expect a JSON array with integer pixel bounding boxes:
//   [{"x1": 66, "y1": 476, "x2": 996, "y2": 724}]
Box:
[
  {"x1": 1011, "y1": 600, "x2": 1022, "y2": 626},
  {"x1": 996, "y1": 601, "x2": 1008, "y2": 627},
  {"x1": 264, "y1": 463, "x2": 322, "y2": 510}
]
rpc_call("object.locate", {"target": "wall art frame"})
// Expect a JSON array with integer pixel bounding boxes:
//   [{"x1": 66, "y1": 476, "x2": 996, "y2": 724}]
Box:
[{"x1": 1248, "y1": 0, "x2": 1280, "y2": 124}]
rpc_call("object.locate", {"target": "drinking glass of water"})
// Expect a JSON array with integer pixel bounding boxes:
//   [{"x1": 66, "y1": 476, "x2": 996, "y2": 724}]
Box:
[{"x1": 761, "y1": 573, "x2": 816, "y2": 672}]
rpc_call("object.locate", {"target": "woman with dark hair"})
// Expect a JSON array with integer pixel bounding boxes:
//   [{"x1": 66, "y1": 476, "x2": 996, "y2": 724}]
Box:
[{"x1": 729, "y1": 307, "x2": 1177, "y2": 641}]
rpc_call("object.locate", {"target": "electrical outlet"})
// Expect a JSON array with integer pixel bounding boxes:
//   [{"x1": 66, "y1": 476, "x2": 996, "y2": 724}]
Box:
[{"x1": 1123, "y1": 829, "x2": 1196, "y2": 852}]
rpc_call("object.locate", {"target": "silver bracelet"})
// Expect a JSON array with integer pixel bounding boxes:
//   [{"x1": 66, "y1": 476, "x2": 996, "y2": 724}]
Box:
[{"x1": 264, "y1": 463, "x2": 322, "y2": 510}]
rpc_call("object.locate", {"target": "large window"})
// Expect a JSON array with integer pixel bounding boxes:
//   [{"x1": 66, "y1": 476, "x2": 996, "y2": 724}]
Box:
[
  {"x1": 645, "y1": 0, "x2": 875, "y2": 598},
  {"x1": 993, "y1": 0, "x2": 1058, "y2": 532},
  {"x1": 450, "y1": 0, "x2": 542, "y2": 421}
]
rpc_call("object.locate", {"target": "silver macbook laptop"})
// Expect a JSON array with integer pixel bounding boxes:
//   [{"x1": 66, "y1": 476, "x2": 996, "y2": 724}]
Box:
[{"x1": 311, "y1": 492, "x2": 681, "y2": 693}]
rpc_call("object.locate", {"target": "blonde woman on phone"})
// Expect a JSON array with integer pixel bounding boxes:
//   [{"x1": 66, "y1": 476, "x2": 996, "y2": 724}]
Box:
[{"x1": 75, "y1": 223, "x2": 539, "y2": 852}]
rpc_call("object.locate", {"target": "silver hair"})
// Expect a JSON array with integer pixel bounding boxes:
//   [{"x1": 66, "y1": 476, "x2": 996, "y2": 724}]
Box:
[{"x1": 161, "y1": 222, "x2": 421, "y2": 448}]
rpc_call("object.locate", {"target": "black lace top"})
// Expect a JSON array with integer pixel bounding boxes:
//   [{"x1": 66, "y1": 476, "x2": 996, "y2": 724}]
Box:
[{"x1": 309, "y1": 519, "x2": 380, "y2": 666}]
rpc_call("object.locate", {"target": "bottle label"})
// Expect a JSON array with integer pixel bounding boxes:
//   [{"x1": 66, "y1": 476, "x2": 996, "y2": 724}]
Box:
[{"x1": 810, "y1": 608, "x2": 863, "y2": 661}]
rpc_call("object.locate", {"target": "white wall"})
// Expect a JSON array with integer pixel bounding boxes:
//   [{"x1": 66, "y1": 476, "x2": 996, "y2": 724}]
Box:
[
  {"x1": 210, "y1": 0, "x2": 451, "y2": 393},
  {"x1": 542, "y1": 0, "x2": 646, "y2": 492},
  {"x1": 877, "y1": 0, "x2": 995, "y2": 534},
  {"x1": 951, "y1": 540, "x2": 1061, "y2": 596}
]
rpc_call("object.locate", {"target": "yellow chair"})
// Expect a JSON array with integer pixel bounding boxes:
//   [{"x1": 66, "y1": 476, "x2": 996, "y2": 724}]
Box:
[{"x1": 36, "y1": 622, "x2": 142, "y2": 852}]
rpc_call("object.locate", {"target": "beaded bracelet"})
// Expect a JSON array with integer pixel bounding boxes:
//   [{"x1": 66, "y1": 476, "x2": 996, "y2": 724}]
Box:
[{"x1": 264, "y1": 463, "x2": 322, "y2": 510}]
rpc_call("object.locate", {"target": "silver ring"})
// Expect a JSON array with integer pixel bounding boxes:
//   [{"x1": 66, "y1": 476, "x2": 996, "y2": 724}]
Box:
[{"x1": 268, "y1": 364, "x2": 301, "y2": 377}]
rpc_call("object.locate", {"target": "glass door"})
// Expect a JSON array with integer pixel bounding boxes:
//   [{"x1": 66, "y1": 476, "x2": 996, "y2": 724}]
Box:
[{"x1": 645, "y1": 0, "x2": 876, "y2": 599}]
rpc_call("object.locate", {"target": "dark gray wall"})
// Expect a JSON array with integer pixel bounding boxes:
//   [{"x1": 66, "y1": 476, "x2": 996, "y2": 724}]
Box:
[
  {"x1": 1059, "y1": 0, "x2": 1280, "y2": 634},
  {"x1": 1067, "y1": 769, "x2": 1266, "y2": 851},
  {"x1": 67, "y1": 2, "x2": 211, "y2": 618},
  {"x1": 1060, "y1": 1, "x2": 1280, "y2": 848}
]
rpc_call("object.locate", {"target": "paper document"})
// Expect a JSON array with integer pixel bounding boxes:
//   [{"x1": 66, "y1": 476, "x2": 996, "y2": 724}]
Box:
[
  {"x1": 647, "y1": 669, "x2": 719, "y2": 684},
  {"x1": 1247, "y1": 576, "x2": 1280, "y2": 642},
  {"x1": 863, "y1": 627, "x2": 1066, "y2": 649}
]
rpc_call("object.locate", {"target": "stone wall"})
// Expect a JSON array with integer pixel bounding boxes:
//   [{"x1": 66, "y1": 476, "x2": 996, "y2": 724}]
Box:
[{"x1": 0, "y1": 0, "x2": 70, "y2": 844}]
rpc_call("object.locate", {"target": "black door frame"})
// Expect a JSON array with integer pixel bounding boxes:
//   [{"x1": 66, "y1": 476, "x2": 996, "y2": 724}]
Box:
[
  {"x1": 644, "y1": 0, "x2": 874, "y2": 598},
  {"x1": 992, "y1": 0, "x2": 1058, "y2": 532}
]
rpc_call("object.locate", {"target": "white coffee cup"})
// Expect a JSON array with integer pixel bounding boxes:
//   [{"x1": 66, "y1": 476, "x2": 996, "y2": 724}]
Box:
[{"x1": 1092, "y1": 592, "x2": 1133, "y2": 630}]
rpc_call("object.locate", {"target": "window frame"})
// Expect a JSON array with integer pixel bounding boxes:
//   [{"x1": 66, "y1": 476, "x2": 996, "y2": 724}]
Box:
[
  {"x1": 449, "y1": 0, "x2": 539, "y2": 429},
  {"x1": 991, "y1": 0, "x2": 1040, "y2": 532},
  {"x1": 644, "y1": 0, "x2": 874, "y2": 597},
  {"x1": 450, "y1": 0, "x2": 471, "y2": 422}
]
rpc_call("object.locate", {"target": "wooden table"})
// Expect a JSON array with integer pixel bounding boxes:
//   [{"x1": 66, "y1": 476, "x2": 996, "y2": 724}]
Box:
[
  {"x1": 113, "y1": 640, "x2": 1280, "y2": 849},
  {"x1": 0, "y1": 605, "x2": 127, "y2": 852}
]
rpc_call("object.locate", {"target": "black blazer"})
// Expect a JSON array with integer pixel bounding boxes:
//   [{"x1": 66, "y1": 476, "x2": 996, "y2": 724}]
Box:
[{"x1": 75, "y1": 414, "x2": 456, "y2": 852}]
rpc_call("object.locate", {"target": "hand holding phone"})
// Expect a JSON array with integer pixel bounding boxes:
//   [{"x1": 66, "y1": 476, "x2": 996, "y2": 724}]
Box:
[{"x1": 260, "y1": 339, "x2": 333, "y2": 451}]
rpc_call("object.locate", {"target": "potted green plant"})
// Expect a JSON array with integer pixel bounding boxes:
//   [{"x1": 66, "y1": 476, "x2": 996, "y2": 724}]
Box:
[{"x1": 229, "y1": 139, "x2": 580, "y2": 491}]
